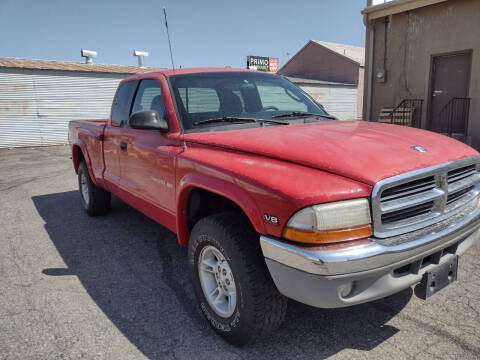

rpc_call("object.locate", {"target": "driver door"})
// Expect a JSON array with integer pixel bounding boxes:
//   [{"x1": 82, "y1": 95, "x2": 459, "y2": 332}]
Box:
[{"x1": 118, "y1": 78, "x2": 181, "y2": 213}]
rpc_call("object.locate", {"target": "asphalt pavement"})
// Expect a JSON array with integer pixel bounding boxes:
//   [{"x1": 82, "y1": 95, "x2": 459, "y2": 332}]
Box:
[{"x1": 1, "y1": 146, "x2": 479, "y2": 359}]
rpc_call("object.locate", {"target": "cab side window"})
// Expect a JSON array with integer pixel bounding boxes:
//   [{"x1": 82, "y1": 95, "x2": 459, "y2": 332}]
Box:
[
  {"x1": 130, "y1": 79, "x2": 166, "y2": 127},
  {"x1": 111, "y1": 80, "x2": 137, "y2": 127}
]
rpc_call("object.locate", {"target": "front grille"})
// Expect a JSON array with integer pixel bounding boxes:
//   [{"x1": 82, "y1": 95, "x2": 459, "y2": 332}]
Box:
[
  {"x1": 381, "y1": 176, "x2": 436, "y2": 201},
  {"x1": 448, "y1": 165, "x2": 476, "y2": 183},
  {"x1": 447, "y1": 186, "x2": 473, "y2": 205},
  {"x1": 372, "y1": 157, "x2": 480, "y2": 238},
  {"x1": 381, "y1": 201, "x2": 434, "y2": 224}
]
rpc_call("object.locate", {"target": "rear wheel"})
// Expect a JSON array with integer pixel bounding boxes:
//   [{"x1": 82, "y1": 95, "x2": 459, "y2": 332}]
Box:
[
  {"x1": 188, "y1": 213, "x2": 287, "y2": 345},
  {"x1": 78, "y1": 161, "x2": 110, "y2": 216}
]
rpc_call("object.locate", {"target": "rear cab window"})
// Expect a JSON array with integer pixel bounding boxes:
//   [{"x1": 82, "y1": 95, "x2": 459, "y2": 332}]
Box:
[
  {"x1": 110, "y1": 80, "x2": 138, "y2": 126},
  {"x1": 256, "y1": 80, "x2": 308, "y2": 112},
  {"x1": 178, "y1": 88, "x2": 220, "y2": 113}
]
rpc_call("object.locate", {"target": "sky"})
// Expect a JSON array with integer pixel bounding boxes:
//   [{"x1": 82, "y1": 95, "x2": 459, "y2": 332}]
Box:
[{"x1": 0, "y1": 0, "x2": 366, "y2": 70}]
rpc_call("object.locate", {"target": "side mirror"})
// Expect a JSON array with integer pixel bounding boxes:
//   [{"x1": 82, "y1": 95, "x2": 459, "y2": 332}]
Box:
[{"x1": 129, "y1": 110, "x2": 169, "y2": 132}]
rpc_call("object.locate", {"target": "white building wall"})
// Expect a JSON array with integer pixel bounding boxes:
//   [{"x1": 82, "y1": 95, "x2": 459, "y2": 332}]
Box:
[
  {"x1": 0, "y1": 69, "x2": 130, "y2": 147},
  {"x1": 299, "y1": 84, "x2": 358, "y2": 120},
  {"x1": 372, "y1": 0, "x2": 394, "y2": 4}
]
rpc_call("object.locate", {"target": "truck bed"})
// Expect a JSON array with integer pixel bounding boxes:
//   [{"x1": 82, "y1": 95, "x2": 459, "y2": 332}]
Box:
[
  {"x1": 68, "y1": 119, "x2": 108, "y2": 186},
  {"x1": 69, "y1": 119, "x2": 107, "y2": 135}
]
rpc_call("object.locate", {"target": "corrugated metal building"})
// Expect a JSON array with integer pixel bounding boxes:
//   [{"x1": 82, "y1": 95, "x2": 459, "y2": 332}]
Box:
[
  {"x1": 278, "y1": 40, "x2": 365, "y2": 120},
  {"x1": 0, "y1": 58, "x2": 162, "y2": 148}
]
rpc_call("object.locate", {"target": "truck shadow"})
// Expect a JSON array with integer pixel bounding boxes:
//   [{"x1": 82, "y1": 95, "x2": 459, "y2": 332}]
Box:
[{"x1": 33, "y1": 191, "x2": 411, "y2": 359}]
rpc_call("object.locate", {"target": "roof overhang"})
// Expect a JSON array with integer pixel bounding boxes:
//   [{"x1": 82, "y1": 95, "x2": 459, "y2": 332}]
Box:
[
  {"x1": 278, "y1": 40, "x2": 364, "y2": 74},
  {"x1": 0, "y1": 57, "x2": 163, "y2": 75},
  {"x1": 284, "y1": 76, "x2": 356, "y2": 87},
  {"x1": 362, "y1": 0, "x2": 448, "y2": 20}
]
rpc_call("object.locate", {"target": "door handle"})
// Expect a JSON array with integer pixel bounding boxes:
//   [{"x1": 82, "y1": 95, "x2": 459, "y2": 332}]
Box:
[{"x1": 120, "y1": 141, "x2": 127, "y2": 152}]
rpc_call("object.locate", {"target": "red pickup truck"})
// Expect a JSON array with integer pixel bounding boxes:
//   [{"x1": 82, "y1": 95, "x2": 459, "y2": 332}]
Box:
[{"x1": 69, "y1": 68, "x2": 480, "y2": 345}]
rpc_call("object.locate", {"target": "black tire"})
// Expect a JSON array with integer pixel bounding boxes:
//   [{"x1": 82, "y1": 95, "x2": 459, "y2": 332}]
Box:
[
  {"x1": 188, "y1": 212, "x2": 287, "y2": 345},
  {"x1": 78, "y1": 161, "x2": 111, "y2": 216}
]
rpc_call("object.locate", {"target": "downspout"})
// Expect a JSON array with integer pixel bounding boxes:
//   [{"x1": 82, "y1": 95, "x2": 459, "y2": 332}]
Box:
[{"x1": 364, "y1": 12, "x2": 375, "y2": 122}]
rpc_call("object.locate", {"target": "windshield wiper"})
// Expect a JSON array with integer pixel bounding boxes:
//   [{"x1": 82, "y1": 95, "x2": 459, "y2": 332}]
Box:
[
  {"x1": 271, "y1": 111, "x2": 314, "y2": 118},
  {"x1": 258, "y1": 119, "x2": 289, "y2": 125},
  {"x1": 271, "y1": 111, "x2": 336, "y2": 120},
  {"x1": 314, "y1": 114, "x2": 337, "y2": 120},
  {"x1": 193, "y1": 117, "x2": 288, "y2": 126},
  {"x1": 194, "y1": 117, "x2": 256, "y2": 126}
]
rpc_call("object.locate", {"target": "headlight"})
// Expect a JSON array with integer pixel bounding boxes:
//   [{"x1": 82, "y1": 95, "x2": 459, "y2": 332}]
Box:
[{"x1": 283, "y1": 198, "x2": 372, "y2": 244}]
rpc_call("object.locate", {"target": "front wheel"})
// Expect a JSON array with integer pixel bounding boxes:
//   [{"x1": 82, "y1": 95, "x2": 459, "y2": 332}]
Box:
[
  {"x1": 78, "y1": 161, "x2": 110, "y2": 216},
  {"x1": 188, "y1": 213, "x2": 287, "y2": 345}
]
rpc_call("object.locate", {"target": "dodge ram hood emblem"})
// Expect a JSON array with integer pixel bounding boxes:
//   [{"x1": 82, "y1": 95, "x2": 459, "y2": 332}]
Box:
[{"x1": 410, "y1": 145, "x2": 428, "y2": 153}]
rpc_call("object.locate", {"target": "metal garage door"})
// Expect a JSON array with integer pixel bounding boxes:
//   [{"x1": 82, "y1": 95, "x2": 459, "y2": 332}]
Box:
[
  {"x1": 299, "y1": 84, "x2": 358, "y2": 120},
  {"x1": 0, "y1": 69, "x2": 128, "y2": 148}
]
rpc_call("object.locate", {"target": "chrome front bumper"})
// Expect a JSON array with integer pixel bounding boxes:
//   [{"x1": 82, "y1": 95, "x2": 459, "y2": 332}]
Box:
[{"x1": 260, "y1": 207, "x2": 480, "y2": 308}]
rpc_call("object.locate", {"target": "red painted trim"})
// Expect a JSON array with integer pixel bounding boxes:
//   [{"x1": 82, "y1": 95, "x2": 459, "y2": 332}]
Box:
[
  {"x1": 175, "y1": 172, "x2": 266, "y2": 246},
  {"x1": 73, "y1": 141, "x2": 97, "y2": 186}
]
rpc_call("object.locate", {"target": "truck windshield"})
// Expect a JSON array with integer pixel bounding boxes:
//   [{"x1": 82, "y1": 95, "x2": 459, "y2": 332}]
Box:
[{"x1": 169, "y1": 72, "x2": 331, "y2": 131}]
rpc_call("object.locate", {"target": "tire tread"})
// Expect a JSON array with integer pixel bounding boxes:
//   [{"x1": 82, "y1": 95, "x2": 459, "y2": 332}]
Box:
[
  {"x1": 190, "y1": 212, "x2": 287, "y2": 344},
  {"x1": 78, "y1": 161, "x2": 110, "y2": 216}
]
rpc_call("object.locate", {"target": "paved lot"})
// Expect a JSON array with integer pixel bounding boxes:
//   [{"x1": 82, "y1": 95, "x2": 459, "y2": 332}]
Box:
[{"x1": 1, "y1": 146, "x2": 479, "y2": 359}]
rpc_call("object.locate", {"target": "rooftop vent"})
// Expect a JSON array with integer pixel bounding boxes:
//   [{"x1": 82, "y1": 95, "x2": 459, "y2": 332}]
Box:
[
  {"x1": 81, "y1": 49, "x2": 97, "y2": 64},
  {"x1": 133, "y1": 50, "x2": 149, "y2": 67}
]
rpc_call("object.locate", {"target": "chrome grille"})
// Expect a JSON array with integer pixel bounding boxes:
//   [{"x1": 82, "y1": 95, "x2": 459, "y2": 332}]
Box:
[
  {"x1": 372, "y1": 157, "x2": 480, "y2": 238},
  {"x1": 381, "y1": 201, "x2": 434, "y2": 225}
]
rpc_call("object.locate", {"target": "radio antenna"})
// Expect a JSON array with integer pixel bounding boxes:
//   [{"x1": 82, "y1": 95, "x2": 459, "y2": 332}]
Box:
[{"x1": 163, "y1": 7, "x2": 176, "y2": 73}]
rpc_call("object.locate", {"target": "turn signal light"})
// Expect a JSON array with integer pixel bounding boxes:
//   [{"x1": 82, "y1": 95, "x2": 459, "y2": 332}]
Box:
[{"x1": 283, "y1": 224, "x2": 372, "y2": 244}]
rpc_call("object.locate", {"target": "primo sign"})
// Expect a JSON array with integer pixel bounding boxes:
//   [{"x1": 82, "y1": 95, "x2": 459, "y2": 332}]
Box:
[{"x1": 247, "y1": 56, "x2": 279, "y2": 73}]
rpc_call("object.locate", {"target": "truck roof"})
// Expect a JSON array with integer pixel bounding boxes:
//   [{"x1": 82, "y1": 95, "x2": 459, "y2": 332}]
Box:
[{"x1": 133, "y1": 67, "x2": 258, "y2": 78}]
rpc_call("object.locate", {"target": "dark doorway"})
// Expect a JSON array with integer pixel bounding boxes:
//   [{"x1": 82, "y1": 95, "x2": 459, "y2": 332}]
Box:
[{"x1": 428, "y1": 51, "x2": 472, "y2": 135}]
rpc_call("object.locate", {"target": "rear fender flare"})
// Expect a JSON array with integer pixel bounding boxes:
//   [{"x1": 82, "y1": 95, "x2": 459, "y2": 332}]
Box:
[{"x1": 72, "y1": 142, "x2": 96, "y2": 186}]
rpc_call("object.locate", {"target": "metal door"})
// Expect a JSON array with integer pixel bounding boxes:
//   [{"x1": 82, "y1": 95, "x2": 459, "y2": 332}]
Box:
[{"x1": 428, "y1": 52, "x2": 471, "y2": 134}]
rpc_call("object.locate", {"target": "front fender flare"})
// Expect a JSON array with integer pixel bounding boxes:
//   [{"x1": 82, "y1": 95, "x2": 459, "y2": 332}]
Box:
[{"x1": 176, "y1": 172, "x2": 266, "y2": 246}]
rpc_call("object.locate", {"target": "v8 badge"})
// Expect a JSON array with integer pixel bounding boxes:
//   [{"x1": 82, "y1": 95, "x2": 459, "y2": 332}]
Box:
[{"x1": 264, "y1": 214, "x2": 279, "y2": 225}]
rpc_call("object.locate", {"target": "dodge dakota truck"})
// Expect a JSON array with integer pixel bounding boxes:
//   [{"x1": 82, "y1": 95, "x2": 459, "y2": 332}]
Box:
[{"x1": 69, "y1": 68, "x2": 480, "y2": 345}]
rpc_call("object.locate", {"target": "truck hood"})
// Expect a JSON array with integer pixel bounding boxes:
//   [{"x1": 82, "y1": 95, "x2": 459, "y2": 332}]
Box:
[{"x1": 183, "y1": 121, "x2": 478, "y2": 186}]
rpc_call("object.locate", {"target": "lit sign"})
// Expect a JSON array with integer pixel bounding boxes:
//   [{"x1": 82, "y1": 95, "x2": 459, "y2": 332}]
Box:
[{"x1": 247, "y1": 56, "x2": 279, "y2": 73}]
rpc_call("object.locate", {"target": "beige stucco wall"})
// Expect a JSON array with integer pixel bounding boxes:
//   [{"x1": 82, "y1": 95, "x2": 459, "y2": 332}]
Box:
[{"x1": 363, "y1": 0, "x2": 480, "y2": 147}]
